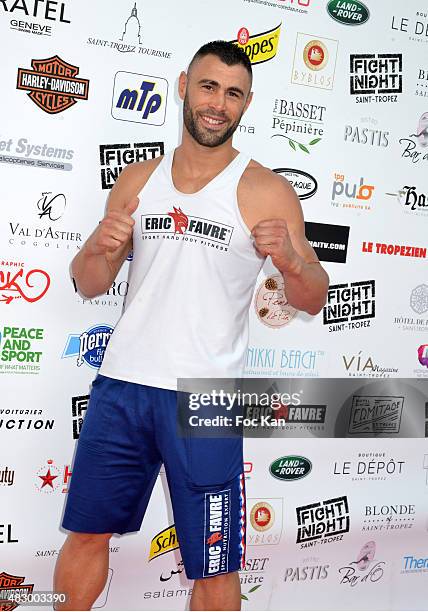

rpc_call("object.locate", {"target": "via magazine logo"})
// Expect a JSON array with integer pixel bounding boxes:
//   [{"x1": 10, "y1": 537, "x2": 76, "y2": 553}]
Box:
[{"x1": 62, "y1": 324, "x2": 114, "y2": 368}]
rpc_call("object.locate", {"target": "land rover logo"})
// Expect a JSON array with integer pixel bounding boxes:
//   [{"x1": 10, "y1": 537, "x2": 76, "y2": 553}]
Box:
[
  {"x1": 269, "y1": 456, "x2": 312, "y2": 481},
  {"x1": 326, "y1": 1, "x2": 369, "y2": 26},
  {"x1": 273, "y1": 168, "x2": 317, "y2": 200}
]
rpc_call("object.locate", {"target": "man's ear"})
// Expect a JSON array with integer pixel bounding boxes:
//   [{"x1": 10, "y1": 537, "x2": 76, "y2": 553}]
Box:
[{"x1": 178, "y1": 71, "x2": 187, "y2": 101}]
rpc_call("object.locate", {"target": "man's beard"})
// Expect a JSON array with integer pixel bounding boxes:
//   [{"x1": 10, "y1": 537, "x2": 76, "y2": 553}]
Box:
[{"x1": 183, "y1": 94, "x2": 244, "y2": 148}]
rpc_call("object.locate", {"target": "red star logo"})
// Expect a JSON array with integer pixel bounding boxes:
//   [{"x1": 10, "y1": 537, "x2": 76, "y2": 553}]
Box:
[
  {"x1": 168, "y1": 206, "x2": 188, "y2": 234},
  {"x1": 275, "y1": 403, "x2": 289, "y2": 420},
  {"x1": 38, "y1": 468, "x2": 58, "y2": 489}
]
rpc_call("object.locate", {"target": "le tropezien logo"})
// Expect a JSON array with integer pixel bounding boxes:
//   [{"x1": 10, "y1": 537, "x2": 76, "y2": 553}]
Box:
[
  {"x1": 231, "y1": 24, "x2": 281, "y2": 65},
  {"x1": 17, "y1": 55, "x2": 89, "y2": 114}
]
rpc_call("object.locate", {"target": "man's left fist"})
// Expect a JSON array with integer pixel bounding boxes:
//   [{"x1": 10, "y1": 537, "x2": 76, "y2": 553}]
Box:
[{"x1": 251, "y1": 218, "x2": 301, "y2": 273}]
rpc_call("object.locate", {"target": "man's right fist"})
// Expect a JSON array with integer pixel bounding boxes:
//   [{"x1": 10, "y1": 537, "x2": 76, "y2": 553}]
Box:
[{"x1": 86, "y1": 197, "x2": 139, "y2": 256}]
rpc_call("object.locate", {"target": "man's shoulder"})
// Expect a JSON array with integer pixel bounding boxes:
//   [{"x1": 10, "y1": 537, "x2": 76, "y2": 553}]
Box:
[
  {"x1": 238, "y1": 156, "x2": 302, "y2": 226},
  {"x1": 242, "y1": 158, "x2": 296, "y2": 197},
  {"x1": 119, "y1": 155, "x2": 164, "y2": 185},
  {"x1": 106, "y1": 156, "x2": 165, "y2": 211}
]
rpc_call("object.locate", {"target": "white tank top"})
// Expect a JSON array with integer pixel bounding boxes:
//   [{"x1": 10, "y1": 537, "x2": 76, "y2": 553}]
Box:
[{"x1": 99, "y1": 149, "x2": 265, "y2": 390}]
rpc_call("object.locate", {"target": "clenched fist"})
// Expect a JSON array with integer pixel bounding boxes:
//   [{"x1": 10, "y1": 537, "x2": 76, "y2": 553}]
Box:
[
  {"x1": 251, "y1": 218, "x2": 301, "y2": 273},
  {"x1": 86, "y1": 197, "x2": 139, "y2": 256}
]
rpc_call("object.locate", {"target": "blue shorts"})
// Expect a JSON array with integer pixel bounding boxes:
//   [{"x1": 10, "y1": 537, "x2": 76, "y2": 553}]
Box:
[{"x1": 61, "y1": 374, "x2": 246, "y2": 580}]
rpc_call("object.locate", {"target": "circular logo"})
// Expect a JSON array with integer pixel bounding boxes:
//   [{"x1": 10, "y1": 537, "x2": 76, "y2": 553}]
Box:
[
  {"x1": 237, "y1": 27, "x2": 249, "y2": 45},
  {"x1": 273, "y1": 168, "x2": 318, "y2": 200},
  {"x1": 327, "y1": 0, "x2": 370, "y2": 26},
  {"x1": 410, "y1": 284, "x2": 428, "y2": 314},
  {"x1": 36, "y1": 460, "x2": 60, "y2": 493},
  {"x1": 80, "y1": 325, "x2": 114, "y2": 369},
  {"x1": 303, "y1": 40, "x2": 328, "y2": 71},
  {"x1": 250, "y1": 502, "x2": 275, "y2": 531},
  {"x1": 269, "y1": 455, "x2": 312, "y2": 481},
  {"x1": 255, "y1": 274, "x2": 298, "y2": 328},
  {"x1": 356, "y1": 541, "x2": 376, "y2": 571}
]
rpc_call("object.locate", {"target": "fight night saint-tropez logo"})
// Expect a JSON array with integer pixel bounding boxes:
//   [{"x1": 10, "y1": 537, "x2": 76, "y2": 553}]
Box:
[{"x1": 141, "y1": 207, "x2": 234, "y2": 251}]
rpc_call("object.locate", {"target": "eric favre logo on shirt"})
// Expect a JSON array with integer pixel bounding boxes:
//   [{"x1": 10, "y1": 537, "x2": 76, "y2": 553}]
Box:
[{"x1": 140, "y1": 206, "x2": 234, "y2": 251}]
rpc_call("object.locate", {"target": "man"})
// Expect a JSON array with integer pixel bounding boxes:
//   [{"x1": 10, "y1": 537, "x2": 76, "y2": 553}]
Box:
[{"x1": 54, "y1": 41, "x2": 329, "y2": 611}]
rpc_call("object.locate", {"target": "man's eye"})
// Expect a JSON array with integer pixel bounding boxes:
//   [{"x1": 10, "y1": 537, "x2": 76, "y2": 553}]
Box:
[{"x1": 203, "y1": 84, "x2": 213, "y2": 90}]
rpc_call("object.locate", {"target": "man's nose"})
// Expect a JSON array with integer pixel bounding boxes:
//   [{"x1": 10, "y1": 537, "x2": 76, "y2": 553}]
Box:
[{"x1": 209, "y1": 90, "x2": 227, "y2": 113}]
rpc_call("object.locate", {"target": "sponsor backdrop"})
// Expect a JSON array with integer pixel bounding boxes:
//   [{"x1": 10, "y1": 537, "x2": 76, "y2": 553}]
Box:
[{"x1": 0, "y1": 0, "x2": 427, "y2": 610}]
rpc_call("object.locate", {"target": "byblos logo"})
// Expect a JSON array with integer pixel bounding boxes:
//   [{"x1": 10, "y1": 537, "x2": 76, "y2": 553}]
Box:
[{"x1": 62, "y1": 324, "x2": 113, "y2": 368}]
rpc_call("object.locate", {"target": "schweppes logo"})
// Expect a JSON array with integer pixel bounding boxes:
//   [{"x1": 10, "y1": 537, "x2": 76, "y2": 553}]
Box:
[
  {"x1": 148, "y1": 525, "x2": 179, "y2": 561},
  {"x1": 231, "y1": 24, "x2": 281, "y2": 65}
]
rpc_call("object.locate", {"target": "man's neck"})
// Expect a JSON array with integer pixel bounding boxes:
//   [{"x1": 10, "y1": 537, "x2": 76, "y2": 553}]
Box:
[{"x1": 174, "y1": 129, "x2": 238, "y2": 178}]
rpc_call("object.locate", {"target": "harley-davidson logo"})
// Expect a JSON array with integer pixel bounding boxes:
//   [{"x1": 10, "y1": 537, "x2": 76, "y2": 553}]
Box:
[
  {"x1": 17, "y1": 55, "x2": 89, "y2": 114},
  {"x1": 0, "y1": 571, "x2": 34, "y2": 611}
]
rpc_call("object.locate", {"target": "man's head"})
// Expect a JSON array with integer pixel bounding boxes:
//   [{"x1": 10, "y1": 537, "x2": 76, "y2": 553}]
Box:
[{"x1": 179, "y1": 40, "x2": 253, "y2": 148}]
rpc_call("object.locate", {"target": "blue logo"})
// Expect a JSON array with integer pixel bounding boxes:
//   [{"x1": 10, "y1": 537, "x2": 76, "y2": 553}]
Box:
[
  {"x1": 111, "y1": 71, "x2": 168, "y2": 126},
  {"x1": 203, "y1": 489, "x2": 231, "y2": 577},
  {"x1": 62, "y1": 324, "x2": 113, "y2": 369}
]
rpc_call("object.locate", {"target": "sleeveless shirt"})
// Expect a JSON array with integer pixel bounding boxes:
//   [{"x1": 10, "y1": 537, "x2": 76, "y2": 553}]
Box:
[{"x1": 99, "y1": 149, "x2": 265, "y2": 390}]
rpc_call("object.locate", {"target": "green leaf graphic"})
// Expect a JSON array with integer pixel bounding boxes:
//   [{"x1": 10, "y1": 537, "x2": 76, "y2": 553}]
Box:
[
  {"x1": 241, "y1": 594, "x2": 249, "y2": 601},
  {"x1": 309, "y1": 138, "x2": 321, "y2": 145},
  {"x1": 289, "y1": 139, "x2": 296, "y2": 150},
  {"x1": 249, "y1": 584, "x2": 262, "y2": 593},
  {"x1": 299, "y1": 143, "x2": 309, "y2": 153}
]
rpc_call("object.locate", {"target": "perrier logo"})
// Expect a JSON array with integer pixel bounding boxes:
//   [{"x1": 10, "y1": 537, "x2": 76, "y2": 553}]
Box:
[{"x1": 17, "y1": 55, "x2": 90, "y2": 114}]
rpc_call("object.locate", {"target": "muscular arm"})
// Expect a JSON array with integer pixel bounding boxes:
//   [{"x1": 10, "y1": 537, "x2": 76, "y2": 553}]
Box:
[
  {"x1": 71, "y1": 159, "x2": 160, "y2": 299},
  {"x1": 242, "y1": 167, "x2": 329, "y2": 315}
]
